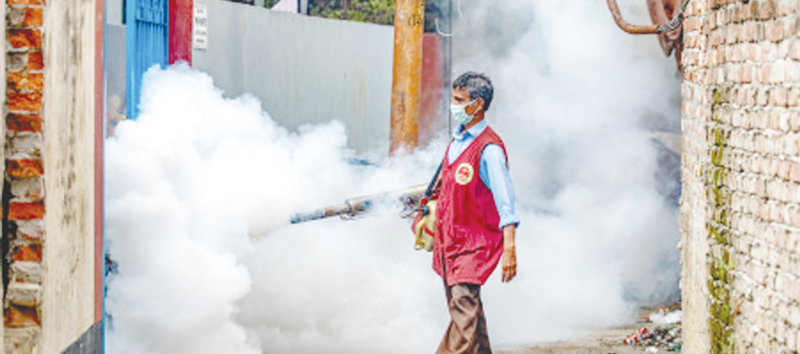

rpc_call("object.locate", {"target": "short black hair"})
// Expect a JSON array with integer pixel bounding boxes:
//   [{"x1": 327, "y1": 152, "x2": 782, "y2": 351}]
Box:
[{"x1": 453, "y1": 72, "x2": 494, "y2": 112}]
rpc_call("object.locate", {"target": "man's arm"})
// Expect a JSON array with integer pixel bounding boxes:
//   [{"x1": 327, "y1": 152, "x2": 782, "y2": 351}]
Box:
[
  {"x1": 480, "y1": 145, "x2": 520, "y2": 229},
  {"x1": 480, "y1": 144, "x2": 519, "y2": 283}
]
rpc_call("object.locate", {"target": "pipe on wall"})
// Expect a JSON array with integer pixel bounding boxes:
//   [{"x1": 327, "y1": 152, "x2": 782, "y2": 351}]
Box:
[{"x1": 606, "y1": 0, "x2": 660, "y2": 35}]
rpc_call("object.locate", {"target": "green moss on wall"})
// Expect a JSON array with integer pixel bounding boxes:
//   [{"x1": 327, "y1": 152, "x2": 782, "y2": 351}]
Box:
[{"x1": 708, "y1": 87, "x2": 735, "y2": 354}]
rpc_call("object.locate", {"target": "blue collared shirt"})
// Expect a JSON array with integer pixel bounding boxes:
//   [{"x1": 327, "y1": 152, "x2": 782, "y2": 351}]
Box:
[{"x1": 447, "y1": 119, "x2": 520, "y2": 229}]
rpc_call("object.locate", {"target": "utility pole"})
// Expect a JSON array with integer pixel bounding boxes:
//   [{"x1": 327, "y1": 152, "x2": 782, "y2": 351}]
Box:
[{"x1": 389, "y1": 0, "x2": 425, "y2": 155}]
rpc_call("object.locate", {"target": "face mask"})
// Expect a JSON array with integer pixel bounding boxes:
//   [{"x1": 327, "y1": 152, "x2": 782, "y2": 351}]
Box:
[{"x1": 450, "y1": 100, "x2": 476, "y2": 126}]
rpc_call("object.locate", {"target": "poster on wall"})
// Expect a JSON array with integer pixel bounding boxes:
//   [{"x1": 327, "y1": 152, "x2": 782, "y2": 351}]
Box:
[{"x1": 193, "y1": 5, "x2": 208, "y2": 50}]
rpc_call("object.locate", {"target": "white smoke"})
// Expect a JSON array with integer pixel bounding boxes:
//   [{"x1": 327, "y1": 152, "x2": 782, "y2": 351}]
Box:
[
  {"x1": 106, "y1": 0, "x2": 681, "y2": 352},
  {"x1": 448, "y1": 0, "x2": 682, "y2": 346},
  {"x1": 105, "y1": 65, "x2": 445, "y2": 353}
]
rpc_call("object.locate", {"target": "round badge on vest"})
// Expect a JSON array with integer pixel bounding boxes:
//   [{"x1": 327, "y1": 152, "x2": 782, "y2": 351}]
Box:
[{"x1": 455, "y1": 163, "x2": 475, "y2": 185}]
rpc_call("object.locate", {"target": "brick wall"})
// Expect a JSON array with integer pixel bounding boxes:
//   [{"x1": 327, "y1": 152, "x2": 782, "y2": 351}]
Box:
[
  {"x1": 681, "y1": 0, "x2": 800, "y2": 353},
  {"x1": 2, "y1": 0, "x2": 103, "y2": 352},
  {"x1": 3, "y1": 0, "x2": 45, "y2": 351}
]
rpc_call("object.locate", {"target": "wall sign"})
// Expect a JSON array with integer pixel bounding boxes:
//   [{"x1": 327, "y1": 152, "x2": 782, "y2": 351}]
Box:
[{"x1": 193, "y1": 5, "x2": 208, "y2": 50}]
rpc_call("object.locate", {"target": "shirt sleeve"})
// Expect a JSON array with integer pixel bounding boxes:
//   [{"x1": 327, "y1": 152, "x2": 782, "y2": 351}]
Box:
[{"x1": 479, "y1": 144, "x2": 520, "y2": 229}]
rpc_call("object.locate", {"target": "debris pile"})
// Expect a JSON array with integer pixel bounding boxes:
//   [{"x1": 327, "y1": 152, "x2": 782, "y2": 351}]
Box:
[{"x1": 623, "y1": 309, "x2": 682, "y2": 352}]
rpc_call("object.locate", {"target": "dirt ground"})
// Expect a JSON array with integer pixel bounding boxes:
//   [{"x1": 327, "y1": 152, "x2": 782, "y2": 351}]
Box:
[{"x1": 498, "y1": 304, "x2": 682, "y2": 354}]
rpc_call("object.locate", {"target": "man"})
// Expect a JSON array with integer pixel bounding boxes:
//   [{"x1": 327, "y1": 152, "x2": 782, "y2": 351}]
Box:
[{"x1": 433, "y1": 72, "x2": 519, "y2": 354}]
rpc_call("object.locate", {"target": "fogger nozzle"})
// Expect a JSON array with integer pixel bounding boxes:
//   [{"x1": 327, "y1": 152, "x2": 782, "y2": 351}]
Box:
[{"x1": 289, "y1": 185, "x2": 427, "y2": 224}]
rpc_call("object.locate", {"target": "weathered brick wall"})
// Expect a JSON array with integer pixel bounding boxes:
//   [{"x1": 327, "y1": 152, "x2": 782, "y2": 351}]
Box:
[
  {"x1": 681, "y1": 0, "x2": 800, "y2": 353},
  {"x1": 2, "y1": 0, "x2": 103, "y2": 352},
  {"x1": 4, "y1": 0, "x2": 45, "y2": 352}
]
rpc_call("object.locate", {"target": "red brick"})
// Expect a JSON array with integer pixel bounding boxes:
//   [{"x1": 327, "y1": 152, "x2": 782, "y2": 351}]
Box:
[
  {"x1": 8, "y1": 92, "x2": 42, "y2": 112},
  {"x1": 730, "y1": 5, "x2": 742, "y2": 24},
  {"x1": 756, "y1": 0, "x2": 775, "y2": 21},
  {"x1": 7, "y1": 72, "x2": 43, "y2": 92},
  {"x1": 789, "y1": 88, "x2": 800, "y2": 107},
  {"x1": 776, "y1": 0, "x2": 795, "y2": 17},
  {"x1": 726, "y1": 24, "x2": 738, "y2": 44},
  {"x1": 685, "y1": 17, "x2": 703, "y2": 32},
  {"x1": 7, "y1": 159, "x2": 43, "y2": 179},
  {"x1": 744, "y1": 43, "x2": 758, "y2": 61},
  {"x1": 790, "y1": 162, "x2": 800, "y2": 182},
  {"x1": 727, "y1": 45, "x2": 739, "y2": 63},
  {"x1": 765, "y1": 20, "x2": 784, "y2": 42},
  {"x1": 22, "y1": 8, "x2": 43, "y2": 27},
  {"x1": 10, "y1": 243, "x2": 41, "y2": 263},
  {"x1": 4, "y1": 305, "x2": 39, "y2": 328},
  {"x1": 769, "y1": 87, "x2": 788, "y2": 107},
  {"x1": 6, "y1": 113, "x2": 41, "y2": 132},
  {"x1": 791, "y1": 112, "x2": 800, "y2": 132},
  {"x1": 742, "y1": 64, "x2": 753, "y2": 83},
  {"x1": 778, "y1": 161, "x2": 791, "y2": 180},
  {"x1": 8, "y1": 201, "x2": 44, "y2": 221},
  {"x1": 740, "y1": 2, "x2": 753, "y2": 20},
  {"x1": 27, "y1": 51, "x2": 43, "y2": 71},
  {"x1": 8, "y1": 29, "x2": 41, "y2": 49}
]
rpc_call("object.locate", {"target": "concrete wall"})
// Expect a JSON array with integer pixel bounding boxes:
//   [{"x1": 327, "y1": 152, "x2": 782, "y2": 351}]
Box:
[
  {"x1": 107, "y1": 0, "x2": 123, "y2": 26},
  {"x1": 681, "y1": 0, "x2": 800, "y2": 353},
  {"x1": 40, "y1": 0, "x2": 100, "y2": 352},
  {"x1": 192, "y1": 0, "x2": 395, "y2": 153}
]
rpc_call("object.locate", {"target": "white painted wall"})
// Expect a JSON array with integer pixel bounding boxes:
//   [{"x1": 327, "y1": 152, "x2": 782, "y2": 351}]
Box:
[{"x1": 41, "y1": 1, "x2": 99, "y2": 352}]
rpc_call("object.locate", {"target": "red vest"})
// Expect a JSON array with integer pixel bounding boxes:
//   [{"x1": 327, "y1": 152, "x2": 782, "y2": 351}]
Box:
[{"x1": 433, "y1": 127, "x2": 507, "y2": 286}]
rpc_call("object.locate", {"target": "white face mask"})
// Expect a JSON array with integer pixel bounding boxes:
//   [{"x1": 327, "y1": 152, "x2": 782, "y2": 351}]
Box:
[{"x1": 450, "y1": 100, "x2": 476, "y2": 126}]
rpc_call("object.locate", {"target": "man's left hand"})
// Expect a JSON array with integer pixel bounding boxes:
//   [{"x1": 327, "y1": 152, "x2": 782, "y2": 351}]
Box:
[
  {"x1": 501, "y1": 246, "x2": 517, "y2": 282},
  {"x1": 501, "y1": 224, "x2": 517, "y2": 282}
]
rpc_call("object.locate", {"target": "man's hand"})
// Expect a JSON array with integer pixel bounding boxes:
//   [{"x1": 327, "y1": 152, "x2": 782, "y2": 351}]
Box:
[{"x1": 501, "y1": 224, "x2": 517, "y2": 282}]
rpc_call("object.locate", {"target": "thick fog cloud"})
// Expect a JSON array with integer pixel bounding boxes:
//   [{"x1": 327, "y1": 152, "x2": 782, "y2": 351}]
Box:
[{"x1": 106, "y1": 0, "x2": 681, "y2": 352}]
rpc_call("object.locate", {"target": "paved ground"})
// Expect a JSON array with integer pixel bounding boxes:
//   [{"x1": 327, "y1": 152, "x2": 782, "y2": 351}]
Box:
[
  {"x1": 498, "y1": 304, "x2": 682, "y2": 354},
  {"x1": 498, "y1": 327, "x2": 651, "y2": 354}
]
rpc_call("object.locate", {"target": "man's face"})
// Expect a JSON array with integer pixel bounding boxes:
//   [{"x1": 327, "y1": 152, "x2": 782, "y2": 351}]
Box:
[{"x1": 451, "y1": 87, "x2": 483, "y2": 116}]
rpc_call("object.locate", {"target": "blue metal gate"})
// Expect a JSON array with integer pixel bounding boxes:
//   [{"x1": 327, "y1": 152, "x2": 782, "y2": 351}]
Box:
[{"x1": 126, "y1": 0, "x2": 169, "y2": 120}]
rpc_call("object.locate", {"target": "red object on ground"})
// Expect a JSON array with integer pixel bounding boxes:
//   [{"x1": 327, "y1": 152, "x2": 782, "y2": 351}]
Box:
[{"x1": 169, "y1": 0, "x2": 193, "y2": 65}]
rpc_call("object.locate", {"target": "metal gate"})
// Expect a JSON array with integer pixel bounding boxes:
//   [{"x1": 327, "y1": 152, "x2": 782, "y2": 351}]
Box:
[{"x1": 126, "y1": 0, "x2": 169, "y2": 120}]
